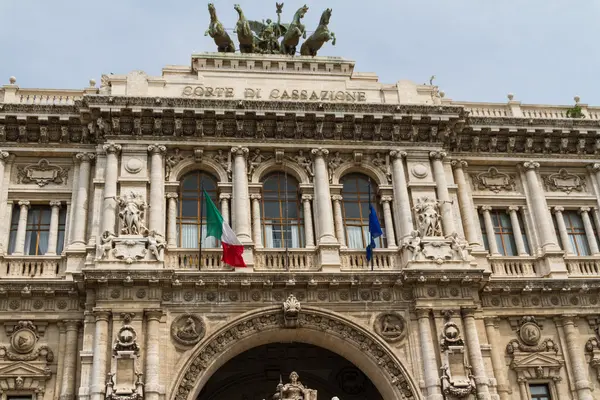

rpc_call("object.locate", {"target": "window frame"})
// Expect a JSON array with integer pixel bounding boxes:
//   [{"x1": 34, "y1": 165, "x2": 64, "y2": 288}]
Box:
[
  {"x1": 562, "y1": 211, "x2": 591, "y2": 256},
  {"x1": 529, "y1": 383, "x2": 551, "y2": 400},
  {"x1": 8, "y1": 204, "x2": 66, "y2": 256}
]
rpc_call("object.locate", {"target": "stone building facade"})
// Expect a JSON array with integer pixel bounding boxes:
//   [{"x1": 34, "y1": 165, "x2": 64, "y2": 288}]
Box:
[{"x1": 0, "y1": 52, "x2": 599, "y2": 400}]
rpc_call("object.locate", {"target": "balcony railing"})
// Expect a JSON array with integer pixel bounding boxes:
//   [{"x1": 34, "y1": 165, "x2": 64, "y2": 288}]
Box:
[
  {"x1": 254, "y1": 248, "x2": 317, "y2": 271},
  {"x1": 566, "y1": 257, "x2": 600, "y2": 276},
  {"x1": 340, "y1": 249, "x2": 398, "y2": 271},
  {"x1": 165, "y1": 249, "x2": 230, "y2": 271},
  {"x1": 489, "y1": 256, "x2": 538, "y2": 277},
  {"x1": 0, "y1": 256, "x2": 65, "y2": 279}
]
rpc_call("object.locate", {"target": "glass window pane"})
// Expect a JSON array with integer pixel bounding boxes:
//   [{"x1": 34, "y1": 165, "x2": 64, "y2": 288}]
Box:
[
  {"x1": 495, "y1": 235, "x2": 505, "y2": 256},
  {"x1": 344, "y1": 202, "x2": 360, "y2": 218},
  {"x1": 182, "y1": 175, "x2": 198, "y2": 190},
  {"x1": 503, "y1": 234, "x2": 517, "y2": 256},
  {"x1": 181, "y1": 200, "x2": 198, "y2": 217},
  {"x1": 264, "y1": 201, "x2": 280, "y2": 219}
]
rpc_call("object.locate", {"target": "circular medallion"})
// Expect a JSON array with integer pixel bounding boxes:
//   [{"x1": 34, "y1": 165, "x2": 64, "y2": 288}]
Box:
[
  {"x1": 511, "y1": 297, "x2": 520, "y2": 306},
  {"x1": 360, "y1": 291, "x2": 370, "y2": 301},
  {"x1": 184, "y1": 291, "x2": 194, "y2": 302},
  {"x1": 251, "y1": 291, "x2": 261, "y2": 301},
  {"x1": 11, "y1": 327, "x2": 37, "y2": 354},
  {"x1": 570, "y1": 296, "x2": 579, "y2": 305},
  {"x1": 110, "y1": 289, "x2": 121, "y2": 299},
  {"x1": 427, "y1": 288, "x2": 437, "y2": 297},
  {"x1": 591, "y1": 296, "x2": 598, "y2": 306},
  {"x1": 229, "y1": 292, "x2": 238, "y2": 301},
  {"x1": 136, "y1": 289, "x2": 146, "y2": 299},
  {"x1": 125, "y1": 158, "x2": 143, "y2": 174},
  {"x1": 401, "y1": 290, "x2": 413, "y2": 301},
  {"x1": 317, "y1": 292, "x2": 327, "y2": 301},
  {"x1": 491, "y1": 297, "x2": 500, "y2": 306},
  {"x1": 519, "y1": 321, "x2": 541, "y2": 346},
  {"x1": 33, "y1": 299, "x2": 44, "y2": 310},
  {"x1": 56, "y1": 300, "x2": 67, "y2": 310},
  {"x1": 450, "y1": 288, "x2": 459, "y2": 297},
  {"x1": 163, "y1": 292, "x2": 173, "y2": 301},
  {"x1": 9, "y1": 300, "x2": 19, "y2": 310},
  {"x1": 381, "y1": 291, "x2": 391, "y2": 301},
  {"x1": 550, "y1": 296, "x2": 559, "y2": 306},
  {"x1": 339, "y1": 291, "x2": 349, "y2": 301},
  {"x1": 206, "y1": 292, "x2": 216, "y2": 302},
  {"x1": 531, "y1": 297, "x2": 540, "y2": 306},
  {"x1": 374, "y1": 312, "x2": 406, "y2": 343},
  {"x1": 171, "y1": 314, "x2": 205, "y2": 346},
  {"x1": 411, "y1": 163, "x2": 429, "y2": 179}
]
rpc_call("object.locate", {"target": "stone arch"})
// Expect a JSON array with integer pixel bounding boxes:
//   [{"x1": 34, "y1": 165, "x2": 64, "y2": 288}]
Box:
[
  {"x1": 170, "y1": 158, "x2": 229, "y2": 184},
  {"x1": 251, "y1": 159, "x2": 311, "y2": 185},
  {"x1": 169, "y1": 306, "x2": 420, "y2": 400},
  {"x1": 332, "y1": 162, "x2": 389, "y2": 186}
]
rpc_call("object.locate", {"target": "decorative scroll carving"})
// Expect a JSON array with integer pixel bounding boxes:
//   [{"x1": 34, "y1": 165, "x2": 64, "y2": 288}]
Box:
[
  {"x1": 283, "y1": 294, "x2": 301, "y2": 328},
  {"x1": 16, "y1": 159, "x2": 69, "y2": 186},
  {"x1": 473, "y1": 167, "x2": 515, "y2": 193},
  {"x1": 171, "y1": 314, "x2": 205, "y2": 346},
  {"x1": 544, "y1": 168, "x2": 585, "y2": 194},
  {"x1": 106, "y1": 319, "x2": 144, "y2": 399},
  {"x1": 374, "y1": 313, "x2": 406, "y2": 343}
]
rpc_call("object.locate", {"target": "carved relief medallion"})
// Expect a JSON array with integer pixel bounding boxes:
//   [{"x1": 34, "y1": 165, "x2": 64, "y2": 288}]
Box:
[
  {"x1": 10, "y1": 321, "x2": 38, "y2": 354},
  {"x1": 171, "y1": 314, "x2": 205, "y2": 346},
  {"x1": 519, "y1": 320, "x2": 541, "y2": 346},
  {"x1": 374, "y1": 313, "x2": 406, "y2": 342}
]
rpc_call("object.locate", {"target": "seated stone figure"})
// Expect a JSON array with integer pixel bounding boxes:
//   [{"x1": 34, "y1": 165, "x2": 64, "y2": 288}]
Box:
[{"x1": 272, "y1": 372, "x2": 317, "y2": 400}]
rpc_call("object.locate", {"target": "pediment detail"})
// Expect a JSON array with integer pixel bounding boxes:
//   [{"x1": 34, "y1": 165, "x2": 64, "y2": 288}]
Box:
[
  {"x1": 0, "y1": 361, "x2": 50, "y2": 378},
  {"x1": 510, "y1": 351, "x2": 564, "y2": 381}
]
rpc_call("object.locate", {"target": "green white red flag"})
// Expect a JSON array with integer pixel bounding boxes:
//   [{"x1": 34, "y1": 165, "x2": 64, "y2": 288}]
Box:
[{"x1": 203, "y1": 189, "x2": 246, "y2": 268}]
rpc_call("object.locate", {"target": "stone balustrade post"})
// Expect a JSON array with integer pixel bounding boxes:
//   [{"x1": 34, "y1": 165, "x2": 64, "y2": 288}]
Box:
[
  {"x1": 101, "y1": 144, "x2": 121, "y2": 235},
  {"x1": 166, "y1": 193, "x2": 178, "y2": 248},
  {"x1": 46, "y1": 200, "x2": 62, "y2": 255},
  {"x1": 461, "y1": 308, "x2": 491, "y2": 399},
  {"x1": 90, "y1": 311, "x2": 111, "y2": 400},
  {"x1": 553, "y1": 206, "x2": 573, "y2": 255},
  {"x1": 430, "y1": 151, "x2": 455, "y2": 236},
  {"x1": 251, "y1": 193, "x2": 263, "y2": 248},
  {"x1": 59, "y1": 320, "x2": 80, "y2": 400},
  {"x1": 220, "y1": 193, "x2": 231, "y2": 225},
  {"x1": 561, "y1": 316, "x2": 593, "y2": 400},
  {"x1": 389, "y1": 150, "x2": 413, "y2": 240},
  {"x1": 311, "y1": 148, "x2": 337, "y2": 245},
  {"x1": 579, "y1": 207, "x2": 599, "y2": 255},
  {"x1": 480, "y1": 206, "x2": 500, "y2": 256},
  {"x1": 145, "y1": 310, "x2": 164, "y2": 400},
  {"x1": 148, "y1": 145, "x2": 166, "y2": 234},
  {"x1": 71, "y1": 153, "x2": 95, "y2": 247},
  {"x1": 484, "y1": 318, "x2": 511, "y2": 400},
  {"x1": 12, "y1": 200, "x2": 30, "y2": 255},
  {"x1": 331, "y1": 195, "x2": 345, "y2": 247},
  {"x1": 452, "y1": 160, "x2": 482, "y2": 247},
  {"x1": 379, "y1": 195, "x2": 397, "y2": 248},
  {"x1": 507, "y1": 206, "x2": 528, "y2": 256},
  {"x1": 302, "y1": 194, "x2": 315, "y2": 248},
  {"x1": 231, "y1": 147, "x2": 252, "y2": 243},
  {"x1": 521, "y1": 161, "x2": 559, "y2": 251},
  {"x1": 416, "y1": 308, "x2": 443, "y2": 400}
]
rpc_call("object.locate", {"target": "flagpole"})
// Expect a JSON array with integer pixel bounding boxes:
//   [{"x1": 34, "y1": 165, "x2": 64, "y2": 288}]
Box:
[
  {"x1": 368, "y1": 177, "x2": 374, "y2": 271},
  {"x1": 199, "y1": 182, "x2": 204, "y2": 271}
]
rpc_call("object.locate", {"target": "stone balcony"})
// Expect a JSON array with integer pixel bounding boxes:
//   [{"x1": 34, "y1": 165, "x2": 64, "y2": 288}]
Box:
[
  {"x1": 565, "y1": 257, "x2": 600, "y2": 277},
  {"x1": 0, "y1": 255, "x2": 66, "y2": 279},
  {"x1": 488, "y1": 256, "x2": 540, "y2": 278}
]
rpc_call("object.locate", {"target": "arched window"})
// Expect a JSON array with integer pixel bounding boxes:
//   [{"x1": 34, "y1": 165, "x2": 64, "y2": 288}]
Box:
[
  {"x1": 341, "y1": 173, "x2": 386, "y2": 249},
  {"x1": 261, "y1": 172, "x2": 304, "y2": 248},
  {"x1": 178, "y1": 171, "x2": 219, "y2": 248}
]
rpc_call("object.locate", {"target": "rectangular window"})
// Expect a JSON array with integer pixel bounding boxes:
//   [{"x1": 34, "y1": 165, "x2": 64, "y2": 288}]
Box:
[
  {"x1": 530, "y1": 383, "x2": 551, "y2": 400},
  {"x1": 8, "y1": 396, "x2": 33, "y2": 400},
  {"x1": 479, "y1": 209, "x2": 528, "y2": 256},
  {"x1": 479, "y1": 213, "x2": 489, "y2": 251},
  {"x1": 8, "y1": 205, "x2": 67, "y2": 255},
  {"x1": 563, "y1": 211, "x2": 590, "y2": 256}
]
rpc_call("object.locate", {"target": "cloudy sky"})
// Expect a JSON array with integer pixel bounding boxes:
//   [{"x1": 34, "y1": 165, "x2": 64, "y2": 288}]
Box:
[{"x1": 1, "y1": 1, "x2": 598, "y2": 105}]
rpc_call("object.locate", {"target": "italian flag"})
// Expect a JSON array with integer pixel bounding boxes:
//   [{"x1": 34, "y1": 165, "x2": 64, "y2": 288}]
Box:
[{"x1": 204, "y1": 190, "x2": 247, "y2": 268}]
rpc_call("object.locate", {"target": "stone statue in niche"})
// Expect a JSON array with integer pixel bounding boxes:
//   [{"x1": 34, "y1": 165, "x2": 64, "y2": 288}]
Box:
[
  {"x1": 272, "y1": 371, "x2": 317, "y2": 400},
  {"x1": 170, "y1": 314, "x2": 205, "y2": 346},
  {"x1": 283, "y1": 294, "x2": 301, "y2": 329},
  {"x1": 413, "y1": 197, "x2": 443, "y2": 237},
  {"x1": 116, "y1": 191, "x2": 148, "y2": 235}
]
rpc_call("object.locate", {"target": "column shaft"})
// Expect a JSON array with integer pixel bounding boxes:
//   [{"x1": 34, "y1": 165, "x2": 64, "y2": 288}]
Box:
[
  {"x1": 484, "y1": 318, "x2": 511, "y2": 400},
  {"x1": 332, "y1": 195, "x2": 346, "y2": 247},
  {"x1": 46, "y1": 201, "x2": 62, "y2": 255},
  {"x1": 580, "y1": 207, "x2": 599, "y2": 254},
  {"x1": 148, "y1": 145, "x2": 166, "y2": 234},
  {"x1": 72, "y1": 153, "x2": 95, "y2": 245},
  {"x1": 390, "y1": 150, "x2": 413, "y2": 240},
  {"x1": 522, "y1": 162, "x2": 558, "y2": 250},
  {"x1": 90, "y1": 312, "x2": 110, "y2": 400},
  {"x1": 481, "y1": 206, "x2": 500, "y2": 256},
  {"x1": 231, "y1": 147, "x2": 252, "y2": 243},
  {"x1": 452, "y1": 161, "x2": 481, "y2": 246},
  {"x1": 553, "y1": 207, "x2": 573, "y2": 255},
  {"x1": 312, "y1": 148, "x2": 336, "y2": 244},
  {"x1": 101, "y1": 145, "x2": 120, "y2": 235},
  {"x1": 430, "y1": 151, "x2": 455, "y2": 236},
  {"x1": 166, "y1": 193, "x2": 178, "y2": 248},
  {"x1": 380, "y1": 197, "x2": 397, "y2": 248},
  {"x1": 0, "y1": 151, "x2": 8, "y2": 197},
  {"x1": 518, "y1": 380, "x2": 529, "y2": 400},
  {"x1": 508, "y1": 206, "x2": 528, "y2": 255},
  {"x1": 12, "y1": 201, "x2": 30, "y2": 255},
  {"x1": 562, "y1": 316, "x2": 593, "y2": 400},
  {"x1": 251, "y1": 194, "x2": 262, "y2": 248},
  {"x1": 416, "y1": 309, "x2": 443, "y2": 400},
  {"x1": 462, "y1": 309, "x2": 491, "y2": 399},
  {"x1": 220, "y1": 194, "x2": 231, "y2": 226},
  {"x1": 145, "y1": 311, "x2": 163, "y2": 400},
  {"x1": 302, "y1": 195, "x2": 315, "y2": 248},
  {"x1": 59, "y1": 321, "x2": 80, "y2": 400}
]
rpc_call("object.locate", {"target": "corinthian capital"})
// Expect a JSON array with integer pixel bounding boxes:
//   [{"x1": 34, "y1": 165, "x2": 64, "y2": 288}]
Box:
[
  {"x1": 522, "y1": 161, "x2": 540, "y2": 170},
  {"x1": 579, "y1": 206, "x2": 591, "y2": 214},
  {"x1": 380, "y1": 195, "x2": 393, "y2": 204},
  {"x1": 301, "y1": 194, "x2": 313, "y2": 202},
  {"x1": 166, "y1": 192, "x2": 178, "y2": 200},
  {"x1": 18, "y1": 200, "x2": 30, "y2": 208},
  {"x1": 231, "y1": 146, "x2": 249, "y2": 158},
  {"x1": 311, "y1": 148, "x2": 329, "y2": 158},
  {"x1": 429, "y1": 151, "x2": 447, "y2": 161},
  {"x1": 389, "y1": 150, "x2": 407, "y2": 160},
  {"x1": 331, "y1": 194, "x2": 343, "y2": 202},
  {"x1": 102, "y1": 143, "x2": 122, "y2": 154},
  {"x1": 451, "y1": 160, "x2": 468, "y2": 169},
  {"x1": 148, "y1": 144, "x2": 167, "y2": 155},
  {"x1": 75, "y1": 153, "x2": 96, "y2": 163},
  {"x1": 49, "y1": 200, "x2": 62, "y2": 208},
  {"x1": 553, "y1": 206, "x2": 564, "y2": 213},
  {"x1": 480, "y1": 205, "x2": 492, "y2": 212}
]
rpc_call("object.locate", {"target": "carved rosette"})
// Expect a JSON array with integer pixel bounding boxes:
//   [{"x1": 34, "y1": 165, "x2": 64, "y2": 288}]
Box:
[
  {"x1": 374, "y1": 313, "x2": 406, "y2": 343},
  {"x1": 170, "y1": 314, "x2": 205, "y2": 346}
]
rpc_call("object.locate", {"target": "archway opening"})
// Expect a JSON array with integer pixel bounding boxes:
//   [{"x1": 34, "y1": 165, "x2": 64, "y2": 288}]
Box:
[{"x1": 197, "y1": 342, "x2": 384, "y2": 400}]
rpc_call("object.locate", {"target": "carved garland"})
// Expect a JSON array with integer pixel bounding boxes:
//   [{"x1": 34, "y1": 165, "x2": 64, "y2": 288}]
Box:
[{"x1": 173, "y1": 307, "x2": 416, "y2": 400}]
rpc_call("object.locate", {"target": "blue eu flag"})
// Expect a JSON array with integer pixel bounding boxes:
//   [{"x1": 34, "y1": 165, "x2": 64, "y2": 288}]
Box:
[{"x1": 366, "y1": 204, "x2": 383, "y2": 262}]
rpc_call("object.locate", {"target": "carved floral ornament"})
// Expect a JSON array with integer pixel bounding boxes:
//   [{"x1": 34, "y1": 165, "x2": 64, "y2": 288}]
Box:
[
  {"x1": 473, "y1": 167, "x2": 516, "y2": 193},
  {"x1": 543, "y1": 168, "x2": 586, "y2": 194},
  {"x1": 16, "y1": 159, "x2": 69, "y2": 187}
]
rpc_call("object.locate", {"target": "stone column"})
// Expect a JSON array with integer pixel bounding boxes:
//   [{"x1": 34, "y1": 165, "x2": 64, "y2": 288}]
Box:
[
  {"x1": 311, "y1": 148, "x2": 337, "y2": 245},
  {"x1": 484, "y1": 318, "x2": 511, "y2": 400},
  {"x1": 148, "y1": 144, "x2": 166, "y2": 234},
  {"x1": 231, "y1": 146, "x2": 252, "y2": 243},
  {"x1": 461, "y1": 308, "x2": 491, "y2": 399},
  {"x1": 145, "y1": 310, "x2": 164, "y2": 400},
  {"x1": 220, "y1": 193, "x2": 231, "y2": 226},
  {"x1": 302, "y1": 194, "x2": 315, "y2": 248},
  {"x1": 12, "y1": 200, "x2": 30, "y2": 255},
  {"x1": 90, "y1": 311, "x2": 110, "y2": 400},
  {"x1": 517, "y1": 379, "x2": 529, "y2": 400},
  {"x1": 331, "y1": 195, "x2": 346, "y2": 247},
  {"x1": 0, "y1": 150, "x2": 9, "y2": 196},
  {"x1": 416, "y1": 308, "x2": 443, "y2": 400},
  {"x1": 507, "y1": 206, "x2": 528, "y2": 256},
  {"x1": 480, "y1": 206, "x2": 500, "y2": 256},
  {"x1": 59, "y1": 320, "x2": 80, "y2": 400},
  {"x1": 166, "y1": 193, "x2": 178, "y2": 248},
  {"x1": 561, "y1": 316, "x2": 593, "y2": 400},
  {"x1": 430, "y1": 151, "x2": 455, "y2": 236},
  {"x1": 46, "y1": 201, "x2": 62, "y2": 255},
  {"x1": 452, "y1": 160, "x2": 481, "y2": 247},
  {"x1": 72, "y1": 153, "x2": 95, "y2": 246},
  {"x1": 380, "y1": 195, "x2": 397, "y2": 248},
  {"x1": 101, "y1": 144, "x2": 120, "y2": 235},
  {"x1": 522, "y1": 161, "x2": 559, "y2": 250},
  {"x1": 579, "y1": 207, "x2": 599, "y2": 255},
  {"x1": 251, "y1": 194, "x2": 263, "y2": 248},
  {"x1": 389, "y1": 150, "x2": 413, "y2": 240},
  {"x1": 553, "y1": 207, "x2": 573, "y2": 255}
]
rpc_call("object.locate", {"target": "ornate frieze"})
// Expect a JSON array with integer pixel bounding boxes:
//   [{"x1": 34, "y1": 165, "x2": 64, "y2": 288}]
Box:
[
  {"x1": 16, "y1": 159, "x2": 69, "y2": 187},
  {"x1": 472, "y1": 167, "x2": 515, "y2": 193}
]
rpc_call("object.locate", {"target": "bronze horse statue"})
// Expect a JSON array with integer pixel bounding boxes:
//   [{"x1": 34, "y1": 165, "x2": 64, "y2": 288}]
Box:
[
  {"x1": 234, "y1": 4, "x2": 257, "y2": 53},
  {"x1": 204, "y1": 3, "x2": 235, "y2": 53},
  {"x1": 281, "y1": 4, "x2": 309, "y2": 55},
  {"x1": 300, "y1": 8, "x2": 336, "y2": 56}
]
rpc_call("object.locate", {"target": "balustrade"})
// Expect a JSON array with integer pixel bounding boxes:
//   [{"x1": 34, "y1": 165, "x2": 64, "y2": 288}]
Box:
[
  {"x1": 254, "y1": 249, "x2": 317, "y2": 271},
  {"x1": 340, "y1": 249, "x2": 398, "y2": 271},
  {"x1": 164, "y1": 249, "x2": 227, "y2": 270},
  {"x1": 13, "y1": 90, "x2": 83, "y2": 105},
  {"x1": 0, "y1": 256, "x2": 65, "y2": 278},
  {"x1": 489, "y1": 256, "x2": 538, "y2": 277},
  {"x1": 566, "y1": 257, "x2": 600, "y2": 276}
]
